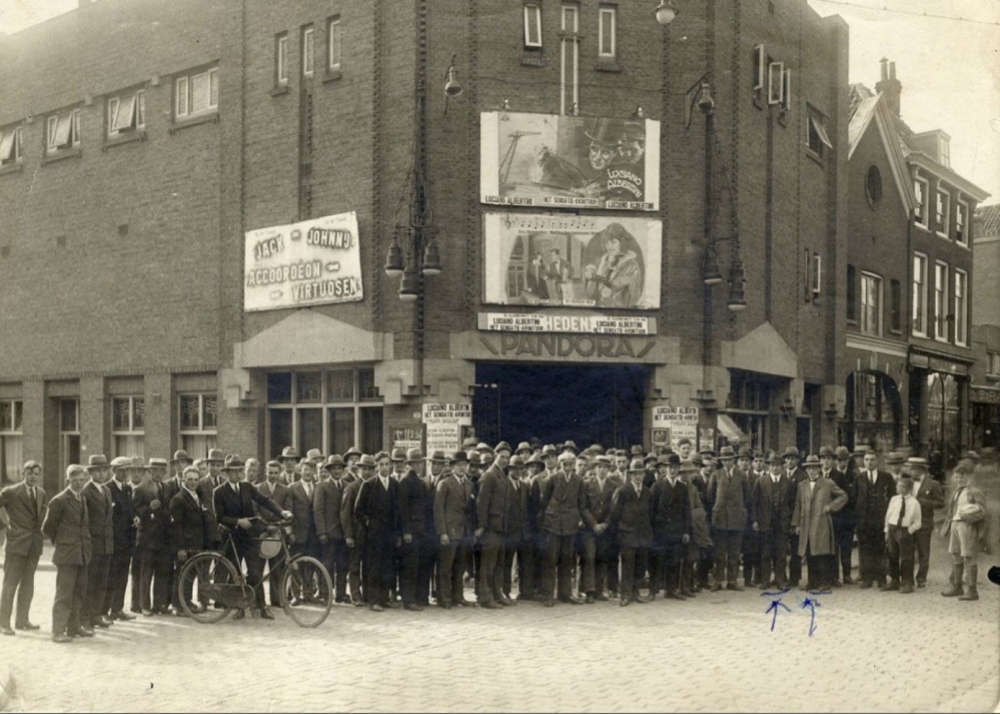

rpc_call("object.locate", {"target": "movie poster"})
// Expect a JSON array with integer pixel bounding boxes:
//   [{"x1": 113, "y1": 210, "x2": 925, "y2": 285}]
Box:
[
  {"x1": 482, "y1": 213, "x2": 662, "y2": 310},
  {"x1": 480, "y1": 112, "x2": 660, "y2": 211}
]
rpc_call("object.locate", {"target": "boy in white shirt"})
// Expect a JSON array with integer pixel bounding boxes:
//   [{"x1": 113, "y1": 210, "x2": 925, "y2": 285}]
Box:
[{"x1": 883, "y1": 477, "x2": 922, "y2": 594}]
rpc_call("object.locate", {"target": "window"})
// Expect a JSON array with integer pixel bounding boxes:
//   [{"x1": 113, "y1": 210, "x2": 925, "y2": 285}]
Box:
[
  {"x1": 914, "y1": 176, "x2": 929, "y2": 227},
  {"x1": 46, "y1": 108, "x2": 81, "y2": 154},
  {"x1": 859, "y1": 272, "x2": 882, "y2": 336},
  {"x1": 302, "y1": 25, "x2": 315, "y2": 77},
  {"x1": 275, "y1": 33, "x2": 289, "y2": 86},
  {"x1": 987, "y1": 351, "x2": 1000, "y2": 377},
  {"x1": 180, "y1": 393, "x2": 218, "y2": 458},
  {"x1": 266, "y1": 369, "x2": 383, "y2": 459},
  {"x1": 890, "y1": 279, "x2": 901, "y2": 332},
  {"x1": 781, "y1": 67, "x2": 791, "y2": 111},
  {"x1": 327, "y1": 16, "x2": 342, "y2": 72},
  {"x1": 752, "y1": 44, "x2": 765, "y2": 98},
  {"x1": 175, "y1": 67, "x2": 219, "y2": 120},
  {"x1": 111, "y1": 396, "x2": 145, "y2": 459},
  {"x1": 0, "y1": 125, "x2": 22, "y2": 166},
  {"x1": 598, "y1": 6, "x2": 616, "y2": 59},
  {"x1": 524, "y1": 3, "x2": 542, "y2": 48},
  {"x1": 806, "y1": 108, "x2": 832, "y2": 158},
  {"x1": 0, "y1": 400, "x2": 23, "y2": 485},
  {"x1": 956, "y1": 199, "x2": 968, "y2": 245},
  {"x1": 59, "y1": 399, "x2": 81, "y2": 480},
  {"x1": 811, "y1": 253, "x2": 822, "y2": 297},
  {"x1": 935, "y1": 189, "x2": 950, "y2": 238},
  {"x1": 560, "y1": 4, "x2": 579, "y2": 116},
  {"x1": 768, "y1": 62, "x2": 784, "y2": 105},
  {"x1": 846, "y1": 264, "x2": 857, "y2": 322},
  {"x1": 865, "y1": 165, "x2": 882, "y2": 207},
  {"x1": 939, "y1": 136, "x2": 950, "y2": 168},
  {"x1": 933, "y1": 261, "x2": 948, "y2": 342},
  {"x1": 912, "y1": 253, "x2": 928, "y2": 336},
  {"x1": 107, "y1": 89, "x2": 146, "y2": 137},
  {"x1": 954, "y1": 269, "x2": 967, "y2": 346}
]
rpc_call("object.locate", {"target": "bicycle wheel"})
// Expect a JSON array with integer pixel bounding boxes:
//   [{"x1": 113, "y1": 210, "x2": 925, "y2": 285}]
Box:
[
  {"x1": 279, "y1": 556, "x2": 333, "y2": 628},
  {"x1": 178, "y1": 552, "x2": 240, "y2": 624}
]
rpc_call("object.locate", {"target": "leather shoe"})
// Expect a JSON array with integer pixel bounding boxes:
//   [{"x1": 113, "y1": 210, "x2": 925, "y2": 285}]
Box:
[
  {"x1": 634, "y1": 594, "x2": 651, "y2": 604},
  {"x1": 710, "y1": 583, "x2": 723, "y2": 592},
  {"x1": 455, "y1": 599, "x2": 471, "y2": 608},
  {"x1": 1, "y1": 626, "x2": 14, "y2": 636},
  {"x1": 232, "y1": 608, "x2": 246, "y2": 620},
  {"x1": 112, "y1": 611, "x2": 136, "y2": 621},
  {"x1": 560, "y1": 595, "x2": 585, "y2": 605},
  {"x1": 584, "y1": 593, "x2": 595, "y2": 604},
  {"x1": 404, "y1": 603, "x2": 423, "y2": 612},
  {"x1": 481, "y1": 601, "x2": 500, "y2": 609},
  {"x1": 16, "y1": 621, "x2": 40, "y2": 631},
  {"x1": 620, "y1": 598, "x2": 631, "y2": 607},
  {"x1": 858, "y1": 581, "x2": 872, "y2": 589},
  {"x1": 385, "y1": 601, "x2": 402, "y2": 609},
  {"x1": 500, "y1": 597, "x2": 516, "y2": 607},
  {"x1": 516, "y1": 593, "x2": 534, "y2": 602},
  {"x1": 95, "y1": 616, "x2": 113, "y2": 628},
  {"x1": 72, "y1": 627, "x2": 94, "y2": 638},
  {"x1": 595, "y1": 592, "x2": 609, "y2": 602},
  {"x1": 665, "y1": 591, "x2": 687, "y2": 600},
  {"x1": 916, "y1": 581, "x2": 926, "y2": 588},
  {"x1": 369, "y1": 604, "x2": 384, "y2": 612},
  {"x1": 52, "y1": 634, "x2": 74, "y2": 644},
  {"x1": 437, "y1": 602, "x2": 452, "y2": 610},
  {"x1": 842, "y1": 576, "x2": 855, "y2": 585},
  {"x1": 259, "y1": 608, "x2": 275, "y2": 620},
  {"x1": 900, "y1": 584, "x2": 914, "y2": 594},
  {"x1": 141, "y1": 608, "x2": 155, "y2": 617},
  {"x1": 542, "y1": 598, "x2": 555, "y2": 608}
]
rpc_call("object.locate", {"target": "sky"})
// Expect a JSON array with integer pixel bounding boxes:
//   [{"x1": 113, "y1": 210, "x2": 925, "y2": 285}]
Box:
[{"x1": 1, "y1": 0, "x2": 998, "y2": 202}]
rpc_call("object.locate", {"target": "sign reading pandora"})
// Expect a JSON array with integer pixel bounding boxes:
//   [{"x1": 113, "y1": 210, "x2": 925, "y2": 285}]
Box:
[{"x1": 244, "y1": 212, "x2": 364, "y2": 312}]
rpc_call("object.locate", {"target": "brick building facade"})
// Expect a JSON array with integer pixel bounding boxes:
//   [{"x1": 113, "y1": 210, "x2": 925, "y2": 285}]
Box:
[{"x1": 1, "y1": 0, "x2": 860, "y2": 492}]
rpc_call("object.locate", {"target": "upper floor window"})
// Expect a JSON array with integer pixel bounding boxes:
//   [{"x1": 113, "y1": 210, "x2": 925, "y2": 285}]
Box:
[
  {"x1": 107, "y1": 89, "x2": 146, "y2": 137},
  {"x1": 806, "y1": 106, "x2": 832, "y2": 160},
  {"x1": 956, "y1": 198, "x2": 969, "y2": 246},
  {"x1": 524, "y1": 3, "x2": 542, "y2": 48},
  {"x1": 859, "y1": 272, "x2": 882, "y2": 336},
  {"x1": 846, "y1": 264, "x2": 857, "y2": 322},
  {"x1": 954, "y1": 269, "x2": 968, "y2": 346},
  {"x1": 752, "y1": 44, "x2": 765, "y2": 101},
  {"x1": 914, "y1": 176, "x2": 929, "y2": 227},
  {"x1": 912, "y1": 252, "x2": 928, "y2": 337},
  {"x1": 0, "y1": 125, "x2": 22, "y2": 166},
  {"x1": 890, "y1": 279, "x2": 902, "y2": 333},
  {"x1": 935, "y1": 189, "x2": 950, "y2": 238},
  {"x1": 46, "y1": 108, "x2": 81, "y2": 154},
  {"x1": 933, "y1": 261, "x2": 948, "y2": 342},
  {"x1": 988, "y1": 351, "x2": 1000, "y2": 377},
  {"x1": 768, "y1": 61, "x2": 784, "y2": 106},
  {"x1": 175, "y1": 66, "x2": 219, "y2": 120},
  {"x1": 598, "y1": 6, "x2": 616, "y2": 59},
  {"x1": 302, "y1": 25, "x2": 315, "y2": 77},
  {"x1": 275, "y1": 33, "x2": 289, "y2": 86},
  {"x1": 327, "y1": 16, "x2": 342, "y2": 72},
  {"x1": 780, "y1": 67, "x2": 792, "y2": 112}
]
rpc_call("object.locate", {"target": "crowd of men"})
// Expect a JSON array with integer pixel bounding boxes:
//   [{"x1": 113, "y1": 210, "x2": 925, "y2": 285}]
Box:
[{"x1": 0, "y1": 438, "x2": 992, "y2": 643}]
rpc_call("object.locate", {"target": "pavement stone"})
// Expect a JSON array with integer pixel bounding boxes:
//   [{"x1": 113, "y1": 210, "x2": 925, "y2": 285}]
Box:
[{"x1": 0, "y1": 531, "x2": 997, "y2": 712}]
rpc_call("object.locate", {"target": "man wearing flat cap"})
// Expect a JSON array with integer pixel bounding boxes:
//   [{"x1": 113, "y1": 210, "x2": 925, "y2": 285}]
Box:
[
  {"x1": 854, "y1": 448, "x2": 894, "y2": 589},
  {"x1": 397, "y1": 448, "x2": 429, "y2": 611},
  {"x1": 908, "y1": 457, "x2": 944, "y2": 588},
  {"x1": 537, "y1": 451, "x2": 595, "y2": 606},
  {"x1": 708, "y1": 446, "x2": 751, "y2": 591},
  {"x1": 434, "y1": 451, "x2": 474, "y2": 609}
]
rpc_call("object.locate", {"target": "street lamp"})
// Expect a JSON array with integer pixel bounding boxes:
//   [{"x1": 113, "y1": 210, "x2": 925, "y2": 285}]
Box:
[{"x1": 655, "y1": 0, "x2": 678, "y2": 25}]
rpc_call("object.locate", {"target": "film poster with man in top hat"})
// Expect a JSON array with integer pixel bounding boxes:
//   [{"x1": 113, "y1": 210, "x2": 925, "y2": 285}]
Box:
[{"x1": 480, "y1": 112, "x2": 661, "y2": 211}]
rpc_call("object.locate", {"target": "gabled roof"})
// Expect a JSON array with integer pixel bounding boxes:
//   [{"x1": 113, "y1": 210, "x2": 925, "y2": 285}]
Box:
[
  {"x1": 847, "y1": 89, "x2": 915, "y2": 217},
  {"x1": 975, "y1": 204, "x2": 1000, "y2": 239}
]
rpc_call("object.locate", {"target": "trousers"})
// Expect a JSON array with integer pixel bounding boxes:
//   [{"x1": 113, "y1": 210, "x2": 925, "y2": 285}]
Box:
[
  {"x1": 914, "y1": 528, "x2": 933, "y2": 585},
  {"x1": 477, "y1": 531, "x2": 506, "y2": 604},
  {"x1": 104, "y1": 550, "x2": 131, "y2": 614},
  {"x1": 138, "y1": 548, "x2": 171, "y2": 611},
  {"x1": 320, "y1": 537, "x2": 349, "y2": 603},
  {"x1": 713, "y1": 529, "x2": 743, "y2": 584},
  {"x1": 651, "y1": 538, "x2": 683, "y2": 593},
  {"x1": 399, "y1": 537, "x2": 421, "y2": 605},
  {"x1": 857, "y1": 528, "x2": 886, "y2": 585},
  {"x1": 619, "y1": 546, "x2": 648, "y2": 601},
  {"x1": 0, "y1": 551, "x2": 40, "y2": 628},
  {"x1": 504, "y1": 536, "x2": 534, "y2": 598},
  {"x1": 541, "y1": 533, "x2": 577, "y2": 601},
  {"x1": 52, "y1": 563, "x2": 89, "y2": 635},
  {"x1": 833, "y1": 523, "x2": 854, "y2": 581},
  {"x1": 886, "y1": 526, "x2": 915, "y2": 586},
  {"x1": 82, "y1": 553, "x2": 111, "y2": 625},
  {"x1": 437, "y1": 540, "x2": 468, "y2": 605},
  {"x1": 347, "y1": 538, "x2": 365, "y2": 603},
  {"x1": 759, "y1": 530, "x2": 788, "y2": 587}
]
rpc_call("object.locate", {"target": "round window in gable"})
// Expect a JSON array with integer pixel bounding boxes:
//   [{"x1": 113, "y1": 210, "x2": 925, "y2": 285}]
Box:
[{"x1": 865, "y1": 165, "x2": 883, "y2": 208}]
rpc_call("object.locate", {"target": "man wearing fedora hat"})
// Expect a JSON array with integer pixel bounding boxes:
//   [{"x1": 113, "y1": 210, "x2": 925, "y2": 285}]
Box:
[
  {"x1": 607, "y1": 458, "x2": 653, "y2": 606},
  {"x1": 649, "y1": 453, "x2": 691, "y2": 600},
  {"x1": 342, "y1": 454, "x2": 376, "y2": 606},
  {"x1": 523, "y1": 450, "x2": 550, "y2": 600},
  {"x1": 196, "y1": 449, "x2": 227, "y2": 554},
  {"x1": 278, "y1": 446, "x2": 300, "y2": 484},
  {"x1": 342, "y1": 446, "x2": 363, "y2": 483},
  {"x1": 707, "y1": 446, "x2": 751, "y2": 591},
  {"x1": 854, "y1": 448, "x2": 895, "y2": 589},
  {"x1": 820, "y1": 446, "x2": 856, "y2": 587},
  {"x1": 736, "y1": 447, "x2": 762, "y2": 588},
  {"x1": 0, "y1": 460, "x2": 47, "y2": 636},
  {"x1": 782, "y1": 447, "x2": 806, "y2": 587},
  {"x1": 791, "y1": 455, "x2": 848, "y2": 590},
  {"x1": 420, "y1": 451, "x2": 446, "y2": 605},
  {"x1": 434, "y1": 451, "x2": 474, "y2": 609},
  {"x1": 397, "y1": 448, "x2": 430, "y2": 611},
  {"x1": 314, "y1": 455, "x2": 348, "y2": 604},
  {"x1": 908, "y1": 457, "x2": 944, "y2": 588},
  {"x1": 538, "y1": 451, "x2": 594, "y2": 606},
  {"x1": 475, "y1": 445, "x2": 513, "y2": 609},
  {"x1": 103, "y1": 457, "x2": 135, "y2": 622},
  {"x1": 81, "y1": 455, "x2": 114, "y2": 630},
  {"x1": 132, "y1": 458, "x2": 172, "y2": 616},
  {"x1": 354, "y1": 452, "x2": 401, "y2": 612},
  {"x1": 257, "y1": 460, "x2": 293, "y2": 607},
  {"x1": 503, "y1": 455, "x2": 532, "y2": 603},
  {"x1": 751, "y1": 452, "x2": 795, "y2": 589},
  {"x1": 287, "y1": 459, "x2": 321, "y2": 604},
  {"x1": 580, "y1": 454, "x2": 618, "y2": 602}
]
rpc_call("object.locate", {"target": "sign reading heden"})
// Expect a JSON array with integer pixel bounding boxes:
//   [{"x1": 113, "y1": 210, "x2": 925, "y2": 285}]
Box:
[{"x1": 244, "y1": 212, "x2": 364, "y2": 312}]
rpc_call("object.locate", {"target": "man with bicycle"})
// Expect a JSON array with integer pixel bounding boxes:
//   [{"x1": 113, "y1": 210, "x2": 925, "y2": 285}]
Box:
[{"x1": 213, "y1": 456, "x2": 292, "y2": 619}]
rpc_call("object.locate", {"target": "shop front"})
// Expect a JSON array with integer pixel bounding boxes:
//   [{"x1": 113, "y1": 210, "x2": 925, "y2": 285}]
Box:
[
  {"x1": 970, "y1": 385, "x2": 1000, "y2": 452},
  {"x1": 907, "y1": 348, "x2": 972, "y2": 473}
]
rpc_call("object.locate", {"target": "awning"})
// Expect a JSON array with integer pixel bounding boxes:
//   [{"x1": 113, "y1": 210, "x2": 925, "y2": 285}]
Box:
[{"x1": 717, "y1": 414, "x2": 746, "y2": 441}]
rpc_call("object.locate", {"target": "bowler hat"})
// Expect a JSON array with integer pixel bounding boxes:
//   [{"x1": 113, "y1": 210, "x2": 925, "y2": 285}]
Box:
[
  {"x1": 782, "y1": 447, "x2": 800, "y2": 460},
  {"x1": 325, "y1": 454, "x2": 346, "y2": 468},
  {"x1": 664, "y1": 453, "x2": 681, "y2": 466},
  {"x1": 86, "y1": 454, "x2": 110, "y2": 470},
  {"x1": 206, "y1": 448, "x2": 225, "y2": 463},
  {"x1": 406, "y1": 447, "x2": 424, "y2": 463},
  {"x1": 451, "y1": 450, "x2": 468, "y2": 464},
  {"x1": 818, "y1": 446, "x2": 835, "y2": 458},
  {"x1": 170, "y1": 449, "x2": 193, "y2": 464},
  {"x1": 279, "y1": 446, "x2": 300, "y2": 461},
  {"x1": 358, "y1": 454, "x2": 376, "y2": 467},
  {"x1": 885, "y1": 452, "x2": 905, "y2": 465},
  {"x1": 390, "y1": 447, "x2": 406, "y2": 462},
  {"x1": 718, "y1": 446, "x2": 737, "y2": 460}
]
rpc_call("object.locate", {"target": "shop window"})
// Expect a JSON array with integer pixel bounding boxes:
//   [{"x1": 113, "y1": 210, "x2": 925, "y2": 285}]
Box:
[
  {"x1": 912, "y1": 252, "x2": 928, "y2": 336},
  {"x1": 0, "y1": 400, "x2": 23, "y2": 485},
  {"x1": 954, "y1": 269, "x2": 967, "y2": 346},
  {"x1": 107, "y1": 88, "x2": 146, "y2": 137},
  {"x1": 846, "y1": 371, "x2": 900, "y2": 453},
  {"x1": 597, "y1": 6, "x2": 616, "y2": 59},
  {"x1": 175, "y1": 66, "x2": 219, "y2": 120},
  {"x1": 524, "y1": 3, "x2": 542, "y2": 48},
  {"x1": 111, "y1": 396, "x2": 145, "y2": 460},
  {"x1": 933, "y1": 261, "x2": 948, "y2": 342},
  {"x1": 860, "y1": 272, "x2": 882, "y2": 336},
  {"x1": 275, "y1": 33, "x2": 289, "y2": 87},
  {"x1": 179, "y1": 393, "x2": 218, "y2": 458},
  {"x1": 926, "y1": 372, "x2": 961, "y2": 470},
  {"x1": 0, "y1": 125, "x2": 22, "y2": 166},
  {"x1": 46, "y1": 108, "x2": 81, "y2": 154},
  {"x1": 266, "y1": 369, "x2": 382, "y2": 459}
]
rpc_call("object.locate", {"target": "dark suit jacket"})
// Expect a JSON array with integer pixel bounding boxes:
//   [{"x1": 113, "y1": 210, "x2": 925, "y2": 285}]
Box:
[
  {"x1": 539, "y1": 472, "x2": 595, "y2": 536},
  {"x1": 608, "y1": 484, "x2": 653, "y2": 548},
  {"x1": 255, "y1": 481, "x2": 293, "y2": 524},
  {"x1": 708, "y1": 467, "x2": 750, "y2": 531},
  {"x1": 355, "y1": 476, "x2": 398, "y2": 542},
  {"x1": 913, "y1": 477, "x2": 945, "y2": 531},
  {"x1": 397, "y1": 470, "x2": 428, "y2": 538},
  {"x1": 106, "y1": 479, "x2": 135, "y2": 554},
  {"x1": 42, "y1": 488, "x2": 92, "y2": 566},
  {"x1": 650, "y1": 477, "x2": 691, "y2": 542},
  {"x1": 0, "y1": 481, "x2": 47, "y2": 558},
  {"x1": 854, "y1": 469, "x2": 895, "y2": 531},
  {"x1": 132, "y1": 480, "x2": 169, "y2": 552},
  {"x1": 826, "y1": 468, "x2": 856, "y2": 528},
  {"x1": 434, "y1": 474, "x2": 471, "y2": 540},
  {"x1": 751, "y1": 474, "x2": 795, "y2": 533},
  {"x1": 168, "y1": 489, "x2": 210, "y2": 554},
  {"x1": 584, "y1": 476, "x2": 618, "y2": 528},
  {"x1": 341, "y1": 478, "x2": 365, "y2": 542},
  {"x1": 287, "y1": 480, "x2": 318, "y2": 545},
  {"x1": 82, "y1": 482, "x2": 114, "y2": 556},
  {"x1": 213, "y1": 481, "x2": 283, "y2": 548},
  {"x1": 506, "y1": 477, "x2": 530, "y2": 544},
  {"x1": 313, "y1": 479, "x2": 344, "y2": 540},
  {"x1": 197, "y1": 474, "x2": 227, "y2": 545},
  {"x1": 477, "y1": 464, "x2": 511, "y2": 534}
]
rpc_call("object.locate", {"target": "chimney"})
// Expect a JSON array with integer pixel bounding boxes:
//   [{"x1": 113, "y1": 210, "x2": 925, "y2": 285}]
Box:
[{"x1": 875, "y1": 58, "x2": 902, "y2": 118}]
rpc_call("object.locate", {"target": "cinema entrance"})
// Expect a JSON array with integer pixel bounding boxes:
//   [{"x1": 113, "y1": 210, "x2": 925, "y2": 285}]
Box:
[{"x1": 472, "y1": 362, "x2": 652, "y2": 449}]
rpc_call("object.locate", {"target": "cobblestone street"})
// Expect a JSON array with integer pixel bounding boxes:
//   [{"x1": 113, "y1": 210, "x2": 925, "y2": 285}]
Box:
[{"x1": 1, "y1": 533, "x2": 998, "y2": 713}]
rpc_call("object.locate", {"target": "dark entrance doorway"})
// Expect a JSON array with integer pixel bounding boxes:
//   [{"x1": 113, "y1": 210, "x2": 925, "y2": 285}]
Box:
[{"x1": 473, "y1": 362, "x2": 651, "y2": 449}]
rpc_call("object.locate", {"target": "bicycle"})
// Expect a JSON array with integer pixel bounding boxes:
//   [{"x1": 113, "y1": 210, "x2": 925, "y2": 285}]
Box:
[{"x1": 176, "y1": 516, "x2": 333, "y2": 628}]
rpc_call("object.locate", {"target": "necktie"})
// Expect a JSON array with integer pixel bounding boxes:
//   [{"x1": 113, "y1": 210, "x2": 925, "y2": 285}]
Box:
[
  {"x1": 157, "y1": 483, "x2": 164, "y2": 502},
  {"x1": 869, "y1": 471, "x2": 875, "y2": 485},
  {"x1": 897, "y1": 497, "x2": 905, "y2": 526},
  {"x1": 305, "y1": 481, "x2": 313, "y2": 498}
]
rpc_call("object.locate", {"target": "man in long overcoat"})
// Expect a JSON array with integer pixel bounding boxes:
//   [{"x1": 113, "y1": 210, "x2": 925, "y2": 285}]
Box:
[{"x1": 791, "y1": 455, "x2": 848, "y2": 590}]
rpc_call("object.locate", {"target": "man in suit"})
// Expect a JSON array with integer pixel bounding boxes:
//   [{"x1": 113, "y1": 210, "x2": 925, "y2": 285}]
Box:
[
  {"x1": 355, "y1": 451, "x2": 400, "y2": 612},
  {"x1": 288, "y1": 458, "x2": 321, "y2": 574},
  {"x1": 650, "y1": 453, "x2": 691, "y2": 600},
  {"x1": 524, "y1": 449, "x2": 550, "y2": 600},
  {"x1": 538, "y1": 452, "x2": 595, "y2": 606},
  {"x1": 782, "y1": 447, "x2": 807, "y2": 587},
  {"x1": 420, "y1": 451, "x2": 445, "y2": 606},
  {"x1": 503, "y1": 455, "x2": 531, "y2": 602},
  {"x1": 819, "y1": 445, "x2": 856, "y2": 587},
  {"x1": 740, "y1": 448, "x2": 763, "y2": 587},
  {"x1": 196, "y1": 449, "x2": 227, "y2": 551},
  {"x1": 606, "y1": 458, "x2": 653, "y2": 606},
  {"x1": 0, "y1": 460, "x2": 46, "y2": 636},
  {"x1": 132, "y1": 458, "x2": 172, "y2": 616},
  {"x1": 751, "y1": 452, "x2": 795, "y2": 589},
  {"x1": 854, "y1": 448, "x2": 895, "y2": 589},
  {"x1": 579, "y1": 454, "x2": 617, "y2": 602},
  {"x1": 278, "y1": 446, "x2": 300, "y2": 485},
  {"x1": 475, "y1": 447, "x2": 512, "y2": 609},
  {"x1": 81, "y1": 455, "x2": 114, "y2": 630},
  {"x1": 126, "y1": 457, "x2": 146, "y2": 614},
  {"x1": 708, "y1": 446, "x2": 751, "y2": 591},
  {"x1": 42, "y1": 464, "x2": 93, "y2": 643},
  {"x1": 693, "y1": 451, "x2": 715, "y2": 590},
  {"x1": 168, "y1": 466, "x2": 211, "y2": 615},
  {"x1": 103, "y1": 457, "x2": 136, "y2": 622},
  {"x1": 162, "y1": 450, "x2": 191, "y2": 615},
  {"x1": 908, "y1": 457, "x2": 944, "y2": 588},
  {"x1": 213, "y1": 456, "x2": 291, "y2": 619},
  {"x1": 397, "y1": 448, "x2": 428, "y2": 612},
  {"x1": 791, "y1": 455, "x2": 848, "y2": 590},
  {"x1": 434, "y1": 451, "x2": 473, "y2": 609},
  {"x1": 342, "y1": 454, "x2": 375, "y2": 606},
  {"x1": 314, "y1": 454, "x2": 348, "y2": 604},
  {"x1": 256, "y1": 459, "x2": 293, "y2": 606}
]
